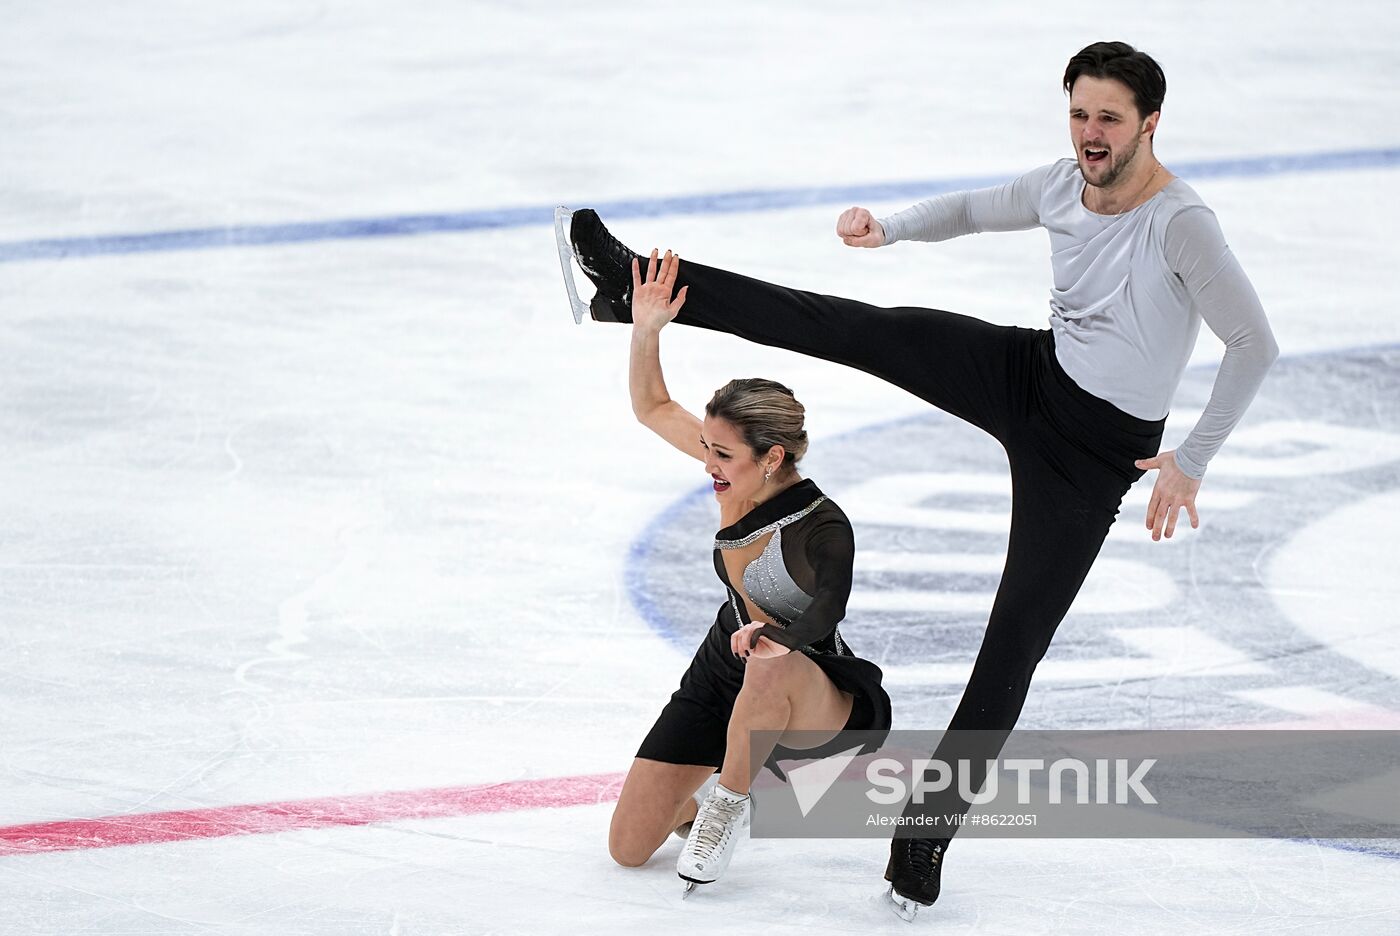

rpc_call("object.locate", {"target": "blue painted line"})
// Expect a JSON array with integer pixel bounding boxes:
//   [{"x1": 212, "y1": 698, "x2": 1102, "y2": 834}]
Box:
[
  {"x1": 3, "y1": 146, "x2": 1398, "y2": 264},
  {"x1": 623, "y1": 484, "x2": 714, "y2": 651},
  {"x1": 1296, "y1": 839, "x2": 1400, "y2": 861}
]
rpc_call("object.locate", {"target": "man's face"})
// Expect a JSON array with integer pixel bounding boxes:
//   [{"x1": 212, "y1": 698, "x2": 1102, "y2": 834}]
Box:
[{"x1": 1068, "y1": 75, "x2": 1158, "y2": 189}]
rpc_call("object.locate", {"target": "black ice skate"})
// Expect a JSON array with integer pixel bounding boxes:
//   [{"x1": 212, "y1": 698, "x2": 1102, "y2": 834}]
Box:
[
  {"x1": 552, "y1": 206, "x2": 637, "y2": 324},
  {"x1": 885, "y1": 838, "x2": 945, "y2": 922}
]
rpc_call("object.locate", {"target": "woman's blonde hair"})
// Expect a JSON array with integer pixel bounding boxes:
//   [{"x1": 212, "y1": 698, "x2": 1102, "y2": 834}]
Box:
[{"x1": 705, "y1": 378, "x2": 808, "y2": 474}]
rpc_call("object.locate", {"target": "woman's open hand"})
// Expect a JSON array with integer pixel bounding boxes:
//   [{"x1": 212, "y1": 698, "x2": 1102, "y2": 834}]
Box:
[{"x1": 631, "y1": 249, "x2": 688, "y2": 334}]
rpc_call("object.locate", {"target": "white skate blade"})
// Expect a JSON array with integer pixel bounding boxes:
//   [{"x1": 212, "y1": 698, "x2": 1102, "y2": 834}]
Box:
[
  {"x1": 681, "y1": 880, "x2": 698, "y2": 898},
  {"x1": 887, "y1": 885, "x2": 920, "y2": 923},
  {"x1": 553, "y1": 206, "x2": 590, "y2": 325}
]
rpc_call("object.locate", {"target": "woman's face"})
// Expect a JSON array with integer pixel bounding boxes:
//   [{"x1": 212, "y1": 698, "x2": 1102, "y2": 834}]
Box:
[{"x1": 701, "y1": 415, "x2": 773, "y2": 504}]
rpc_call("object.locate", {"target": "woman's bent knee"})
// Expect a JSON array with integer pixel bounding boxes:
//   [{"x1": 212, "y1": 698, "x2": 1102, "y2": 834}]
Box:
[
  {"x1": 608, "y1": 808, "x2": 663, "y2": 868},
  {"x1": 609, "y1": 838, "x2": 654, "y2": 868}
]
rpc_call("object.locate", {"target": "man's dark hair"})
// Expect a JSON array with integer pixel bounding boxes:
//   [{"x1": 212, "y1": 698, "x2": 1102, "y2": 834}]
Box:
[{"x1": 1063, "y1": 41, "x2": 1166, "y2": 120}]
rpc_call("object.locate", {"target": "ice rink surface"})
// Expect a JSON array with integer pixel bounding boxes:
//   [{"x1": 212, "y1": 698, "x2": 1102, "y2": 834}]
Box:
[{"x1": 2, "y1": 1, "x2": 1399, "y2": 932}]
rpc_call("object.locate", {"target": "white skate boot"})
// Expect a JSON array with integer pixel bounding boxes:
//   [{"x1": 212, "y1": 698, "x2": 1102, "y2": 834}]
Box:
[
  {"x1": 677, "y1": 782, "x2": 751, "y2": 896},
  {"x1": 674, "y1": 774, "x2": 720, "y2": 839}
]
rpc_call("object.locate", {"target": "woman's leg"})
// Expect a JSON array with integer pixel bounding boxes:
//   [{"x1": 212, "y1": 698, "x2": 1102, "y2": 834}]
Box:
[
  {"x1": 718, "y1": 652, "x2": 854, "y2": 794},
  {"x1": 609, "y1": 759, "x2": 716, "y2": 867}
]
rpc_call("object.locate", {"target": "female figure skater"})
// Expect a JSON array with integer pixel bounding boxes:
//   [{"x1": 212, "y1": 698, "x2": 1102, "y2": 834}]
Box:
[{"x1": 608, "y1": 249, "x2": 892, "y2": 895}]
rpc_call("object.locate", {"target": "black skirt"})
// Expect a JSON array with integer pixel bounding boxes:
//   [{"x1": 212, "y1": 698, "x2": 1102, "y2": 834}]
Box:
[{"x1": 636, "y1": 606, "x2": 892, "y2": 771}]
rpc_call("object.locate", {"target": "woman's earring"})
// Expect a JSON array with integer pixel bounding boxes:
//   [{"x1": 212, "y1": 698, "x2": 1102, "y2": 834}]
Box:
[{"x1": 764, "y1": 466, "x2": 773, "y2": 483}]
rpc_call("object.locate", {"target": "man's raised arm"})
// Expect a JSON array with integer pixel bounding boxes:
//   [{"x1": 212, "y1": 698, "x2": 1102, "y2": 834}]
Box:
[{"x1": 837, "y1": 164, "x2": 1053, "y2": 248}]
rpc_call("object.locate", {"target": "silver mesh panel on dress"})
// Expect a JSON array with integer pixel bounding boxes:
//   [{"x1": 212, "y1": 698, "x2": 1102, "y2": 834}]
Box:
[
  {"x1": 718, "y1": 494, "x2": 839, "y2": 653},
  {"x1": 741, "y1": 527, "x2": 814, "y2": 623}
]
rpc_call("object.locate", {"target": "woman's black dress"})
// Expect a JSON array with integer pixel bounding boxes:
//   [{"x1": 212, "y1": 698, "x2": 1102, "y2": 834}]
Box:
[{"x1": 637, "y1": 478, "x2": 892, "y2": 770}]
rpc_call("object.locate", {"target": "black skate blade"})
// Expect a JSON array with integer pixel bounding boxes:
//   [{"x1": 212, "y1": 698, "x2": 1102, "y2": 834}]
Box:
[{"x1": 553, "y1": 206, "x2": 589, "y2": 324}]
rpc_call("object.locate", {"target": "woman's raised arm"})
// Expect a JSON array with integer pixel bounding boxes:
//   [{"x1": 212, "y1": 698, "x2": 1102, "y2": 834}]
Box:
[{"x1": 629, "y1": 250, "x2": 705, "y2": 462}]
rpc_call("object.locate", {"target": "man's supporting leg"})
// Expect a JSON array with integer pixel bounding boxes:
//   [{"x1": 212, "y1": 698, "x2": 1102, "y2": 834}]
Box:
[
  {"x1": 951, "y1": 477, "x2": 1115, "y2": 733},
  {"x1": 887, "y1": 459, "x2": 1121, "y2": 908}
]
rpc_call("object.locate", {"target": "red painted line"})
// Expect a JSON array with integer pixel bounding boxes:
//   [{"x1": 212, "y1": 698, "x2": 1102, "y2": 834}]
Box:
[
  {"x1": 8, "y1": 710, "x2": 1396, "y2": 857},
  {"x1": 0, "y1": 771, "x2": 627, "y2": 856}
]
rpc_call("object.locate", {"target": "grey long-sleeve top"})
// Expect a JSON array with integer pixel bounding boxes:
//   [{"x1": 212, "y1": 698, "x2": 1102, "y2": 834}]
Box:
[{"x1": 878, "y1": 158, "x2": 1278, "y2": 479}]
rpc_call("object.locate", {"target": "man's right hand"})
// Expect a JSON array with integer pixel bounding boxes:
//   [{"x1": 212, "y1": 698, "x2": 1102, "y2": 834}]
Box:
[{"x1": 836, "y1": 206, "x2": 885, "y2": 248}]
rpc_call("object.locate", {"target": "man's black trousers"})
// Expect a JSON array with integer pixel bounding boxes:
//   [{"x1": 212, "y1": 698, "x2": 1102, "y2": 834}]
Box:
[{"x1": 658, "y1": 258, "x2": 1167, "y2": 833}]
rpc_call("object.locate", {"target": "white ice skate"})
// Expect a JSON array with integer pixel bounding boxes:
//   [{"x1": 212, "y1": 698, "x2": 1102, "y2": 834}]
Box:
[
  {"x1": 552, "y1": 206, "x2": 590, "y2": 324},
  {"x1": 677, "y1": 782, "x2": 750, "y2": 897},
  {"x1": 674, "y1": 774, "x2": 720, "y2": 839}
]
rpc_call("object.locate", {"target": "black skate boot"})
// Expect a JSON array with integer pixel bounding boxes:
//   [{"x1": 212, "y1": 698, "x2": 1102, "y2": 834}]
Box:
[
  {"x1": 552, "y1": 206, "x2": 639, "y2": 324},
  {"x1": 588, "y1": 291, "x2": 630, "y2": 324},
  {"x1": 570, "y1": 208, "x2": 640, "y2": 321},
  {"x1": 885, "y1": 838, "x2": 945, "y2": 922}
]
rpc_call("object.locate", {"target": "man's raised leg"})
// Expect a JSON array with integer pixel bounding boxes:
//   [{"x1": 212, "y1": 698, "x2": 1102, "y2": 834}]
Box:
[{"x1": 568, "y1": 208, "x2": 1030, "y2": 438}]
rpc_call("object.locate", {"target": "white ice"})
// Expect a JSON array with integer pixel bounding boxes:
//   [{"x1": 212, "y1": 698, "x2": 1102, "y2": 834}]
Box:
[{"x1": 2, "y1": 1, "x2": 1399, "y2": 933}]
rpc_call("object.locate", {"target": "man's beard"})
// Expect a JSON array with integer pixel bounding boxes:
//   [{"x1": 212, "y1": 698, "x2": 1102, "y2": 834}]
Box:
[{"x1": 1083, "y1": 133, "x2": 1142, "y2": 189}]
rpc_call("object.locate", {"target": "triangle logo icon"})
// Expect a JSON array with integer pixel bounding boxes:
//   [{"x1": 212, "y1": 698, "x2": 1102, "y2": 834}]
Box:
[{"x1": 787, "y1": 745, "x2": 864, "y2": 818}]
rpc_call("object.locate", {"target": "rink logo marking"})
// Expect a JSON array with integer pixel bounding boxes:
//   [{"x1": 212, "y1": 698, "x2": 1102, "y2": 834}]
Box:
[
  {"x1": 1, "y1": 146, "x2": 1398, "y2": 263},
  {"x1": 0, "y1": 772, "x2": 625, "y2": 856},
  {"x1": 631, "y1": 346, "x2": 1400, "y2": 688}
]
